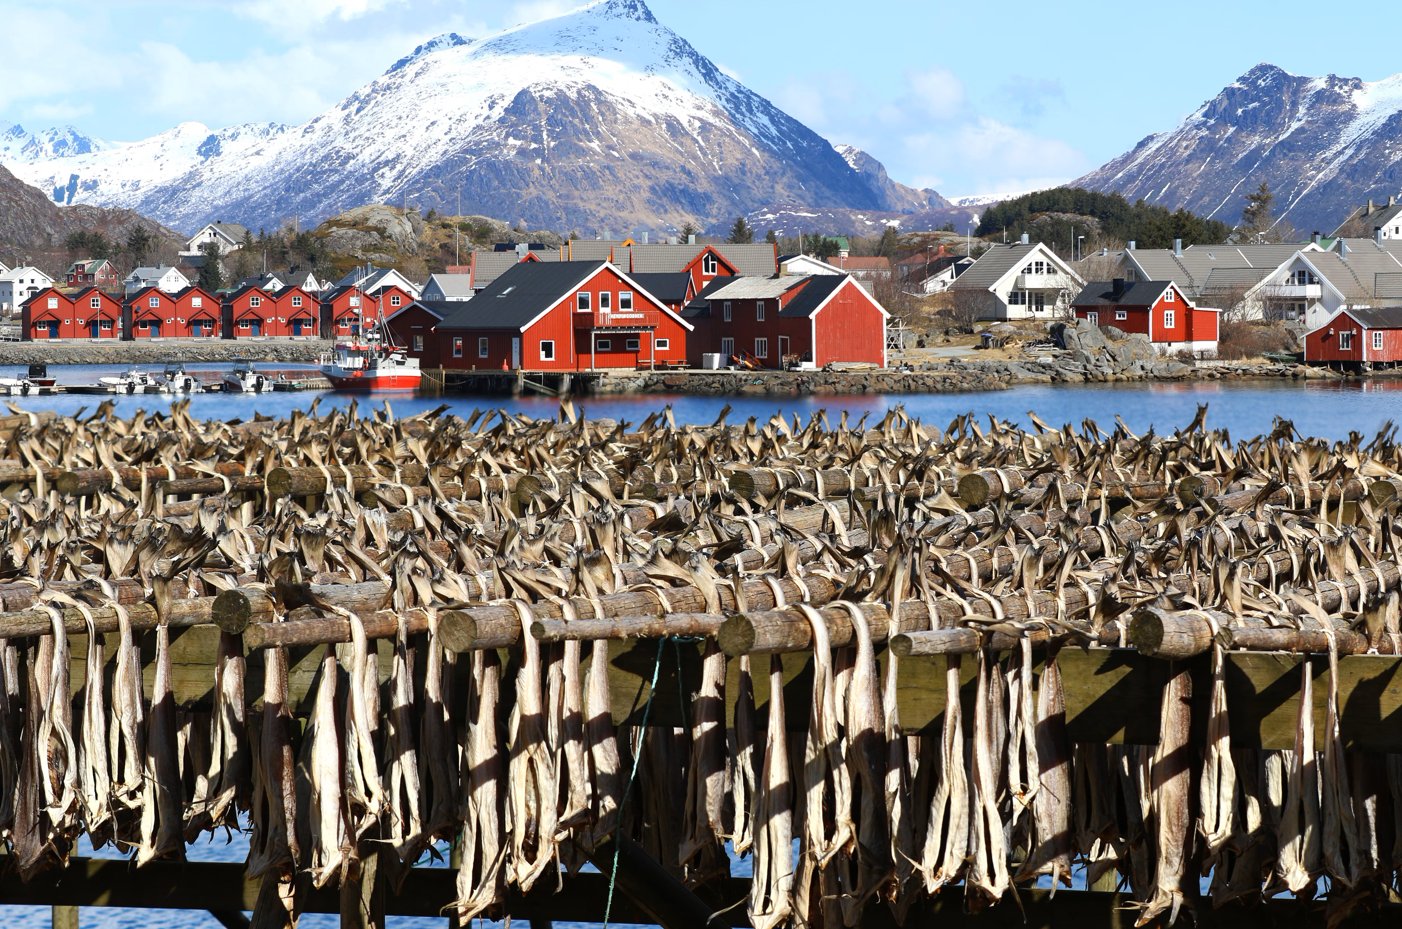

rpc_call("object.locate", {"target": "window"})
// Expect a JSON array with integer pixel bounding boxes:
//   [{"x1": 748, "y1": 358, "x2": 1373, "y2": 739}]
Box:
[
  {"x1": 191, "y1": 296, "x2": 203, "y2": 308},
  {"x1": 1116, "y1": 310, "x2": 1127, "y2": 320},
  {"x1": 599, "y1": 292, "x2": 611, "y2": 312},
  {"x1": 577, "y1": 291, "x2": 591, "y2": 312},
  {"x1": 1008, "y1": 291, "x2": 1026, "y2": 305},
  {"x1": 349, "y1": 295, "x2": 361, "y2": 307},
  {"x1": 390, "y1": 294, "x2": 401, "y2": 307},
  {"x1": 47, "y1": 297, "x2": 57, "y2": 309},
  {"x1": 540, "y1": 340, "x2": 555, "y2": 361},
  {"x1": 1164, "y1": 289, "x2": 1175, "y2": 302},
  {"x1": 756, "y1": 300, "x2": 765, "y2": 322},
  {"x1": 625, "y1": 338, "x2": 639, "y2": 351},
  {"x1": 139, "y1": 320, "x2": 149, "y2": 329},
  {"x1": 619, "y1": 291, "x2": 633, "y2": 311},
  {"x1": 1374, "y1": 331, "x2": 1384, "y2": 351},
  {"x1": 723, "y1": 301, "x2": 732, "y2": 321},
  {"x1": 239, "y1": 319, "x2": 251, "y2": 328},
  {"x1": 250, "y1": 295, "x2": 261, "y2": 308},
  {"x1": 90, "y1": 296, "x2": 101, "y2": 309},
  {"x1": 413, "y1": 335, "x2": 424, "y2": 351},
  {"x1": 149, "y1": 296, "x2": 159, "y2": 307},
  {"x1": 1032, "y1": 293, "x2": 1046, "y2": 311},
  {"x1": 721, "y1": 337, "x2": 735, "y2": 357},
  {"x1": 292, "y1": 296, "x2": 303, "y2": 307},
  {"x1": 100, "y1": 320, "x2": 112, "y2": 330},
  {"x1": 1163, "y1": 309, "x2": 1175, "y2": 329},
  {"x1": 478, "y1": 337, "x2": 489, "y2": 358},
  {"x1": 453, "y1": 337, "x2": 464, "y2": 357},
  {"x1": 754, "y1": 337, "x2": 768, "y2": 358},
  {"x1": 597, "y1": 339, "x2": 612, "y2": 351},
  {"x1": 702, "y1": 253, "x2": 717, "y2": 275},
  {"x1": 1340, "y1": 330, "x2": 1353, "y2": 351},
  {"x1": 655, "y1": 338, "x2": 669, "y2": 350},
  {"x1": 1086, "y1": 312, "x2": 1098, "y2": 326}
]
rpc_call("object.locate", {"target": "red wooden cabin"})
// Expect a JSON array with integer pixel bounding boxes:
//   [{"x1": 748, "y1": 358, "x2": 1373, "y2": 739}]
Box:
[
  {"x1": 23, "y1": 287, "x2": 120, "y2": 339},
  {"x1": 174, "y1": 287, "x2": 220, "y2": 337},
  {"x1": 433, "y1": 261, "x2": 691, "y2": 371},
  {"x1": 385, "y1": 302, "x2": 447, "y2": 366},
  {"x1": 223, "y1": 286, "x2": 282, "y2": 337},
  {"x1": 682, "y1": 273, "x2": 887, "y2": 369},
  {"x1": 1072, "y1": 279, "x2": 1219, "y2": 355},
  {"x1": 270, "y1": 286, "x2": 318, "y2": 337},
  {"x1": 127, "y1": 286, "x2": 179, "y2": 338},
  {"x1": 319, "y1": 286, "x2": 370, "y2": 339},
  {"x1": 1305, "y1": 307, "x2": 1402, "y2": 368}
]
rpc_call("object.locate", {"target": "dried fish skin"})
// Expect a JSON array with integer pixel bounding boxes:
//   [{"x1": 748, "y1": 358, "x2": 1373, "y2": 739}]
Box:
[
  {"x1": 247, "y1": 643, "x2": 299, "y2": 878},
  {"x1": 1274, "y1": 662, "x2": 1321, "y2": 896},
  {"x1": 555, "y1": 638, "x2": 593, "y2": 835},
  {"x1": 582, "y1": 639, "x2": 622, "y2": 849},
  {"x1": 917, "y1": 653, "x2": 968, "y2": 895},
  {"x1": 383, "y1": 617, "x2": 425, "y2": 868},
  {"x1": 76, "y1": 608, "x2": 112, "y2": 846},
  {"x1": 1014, "y1": 647, "x2": 1072, "y2": 891},
  {"x1": 748, "y1": 655, "x2": 794, "y2": 929},
  {"x1": 838, "y1": 601, "x2": 893, "y2": 923},
  {"x1": 728, "y1": 654, "x2": 758, "y2": 856},
  {"x1": 306, "y1": 646, "x2": 352, "y2": 889},
  {"x1": 138, "y1": 621, "x2": 186, "y2": 865},
  {"x1": 966, "y1": 648, "x2": 1010, "y2": 911},
  {"x1": 506, "y1": 601, "x2": 558, "y2": 892},
  {"x1": 419, "y1": 613, "x2": 459, "y2": 843},
  {"x1": 1199, "y1": 642, "x2": 1236, "y2": 867},
  {"x1": 679, "y1": 640, "x2": 728, "y2": 869},
  {"x1": 1136, "y1": 662, "x2": 1192, "y2": 928},
  {"x1": 453, "y1": 648, "x2": 507, "y2": 923}
]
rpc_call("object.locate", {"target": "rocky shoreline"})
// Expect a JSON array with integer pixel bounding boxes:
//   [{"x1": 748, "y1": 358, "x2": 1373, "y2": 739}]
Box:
[
  {"x1": 593, "y1": 369, "x2": 1009, "y2": 396},
  {"x1": 0, "y1": 341, "x2": 323, "y2": 365}
]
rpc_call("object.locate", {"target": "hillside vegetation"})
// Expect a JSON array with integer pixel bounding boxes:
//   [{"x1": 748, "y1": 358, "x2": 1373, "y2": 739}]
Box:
[{"x1": 977, "y1": 188, "x2": 1233, "y2": 252}]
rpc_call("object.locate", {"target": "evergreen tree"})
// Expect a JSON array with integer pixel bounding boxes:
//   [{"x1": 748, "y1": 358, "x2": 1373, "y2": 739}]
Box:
[
  {"x1": 680, "y1": 221, "x2": 699, "y2": 240},
  {"x1": 726, "y1": 216, "x2": 754, "y2": 244},
  {"x1": 198, "y1": 241, "x2": 225, "y2": 292},
  {"x1": 876, "y1": 225, "x2": 900, "y2": 258},
  {"x1": 808, "y1": 235, "x2": 841, "y2": 260},
  {"x1": 124, "y1": 226, "x2": 153, "y2": 265},
  {"x1": 1239, "y1": 182, "x2": 1275, "y2": 241},
  {"x1": 764, "y1": 228, "x2": 777, "y2": 244}
]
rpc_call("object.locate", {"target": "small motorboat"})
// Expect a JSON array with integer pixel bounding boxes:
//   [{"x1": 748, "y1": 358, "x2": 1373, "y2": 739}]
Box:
[
  {"x1": 158, "y1": 362, "x2": 203, "y2": 393},
  {"x1": 26, "y1": 364, "x2": 56, "y2": 388},
  {"x1": 98, "y1": 366, "x2": 161, "y2": 394},
  {"x1": 222, "y1": 360, "x2": 273, "y2": 393},
  {"x1": 0, "y1": 377, "x2": 44, "y2": 396}
]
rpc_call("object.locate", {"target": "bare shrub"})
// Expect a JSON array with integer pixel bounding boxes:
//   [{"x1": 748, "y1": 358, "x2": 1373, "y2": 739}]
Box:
[{"x1": 1216, "y1": 320, "x2": 1298, "y2": 360}]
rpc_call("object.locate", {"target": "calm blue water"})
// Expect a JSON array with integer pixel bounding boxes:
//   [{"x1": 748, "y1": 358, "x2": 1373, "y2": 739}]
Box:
[{"x1": 0, "y1": 369, "x2": 1387, "y2": 925}]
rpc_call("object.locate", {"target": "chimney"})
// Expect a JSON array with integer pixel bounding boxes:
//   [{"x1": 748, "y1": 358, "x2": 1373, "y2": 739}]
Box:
[
  {"x1": 1368, "y1": 199, "x2": 1376, "y2": 215},
  {"x1": 642, "y1": 232, "x2": 649, "y2": 244},
  {"x1": 669, "y1": 235, "x2": 678, "y2": 246},
  {"x1": 1127, "y1": 240, "x2": 1136, "y2": 250},
  {"x1": 1340, "y1": 240, "x2": 1350, "y2": 259},
  {"x1": 1378, "y1": 227, "x2": 1386, "y2": 246},
  {"x1": 1391, "y1": 196, "x2": 1397, "y2": 207},
  {"x1": 1173, "y1": 238, "x2": 1182, "y2": 257},
  {"x1": 516, "y1": 243, "x2": 528, "y2": 258},
  {"x1": 1112, "y1": 278, "x2": 1126, "y2": 299},
  {"x1": 687, "y1": 234, "x2": 696, "y2": 245},
  {"x1": 1312, "y1": 231, "x2": 1321, "y2": 245},
  {"x1": 1020, "y1": 232, "x2": 1029, "y2": 245}
]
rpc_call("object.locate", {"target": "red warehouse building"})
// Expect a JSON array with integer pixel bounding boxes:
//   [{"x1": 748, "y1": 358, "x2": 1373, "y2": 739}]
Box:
[
  {"x1": 269, "y1": 286, "x2": 318, "y2": 336},
  {"x1": 173, "y1": 287, "x2": 221, "y2": 337},
  {"x1": 223, "y1": 286, "x2": 283, "y2": 337},
  {"x1": 23, "y1": 287, "x2": 121, "y2": 339},
  {"x1": 127, "y1": 286, "x2": 181, "y2": 338},
  {"x1": 433, "y1": 261, "x2": 692, "y2": 371},
  {"x1": 385, "y1": 301, "x2": 447, "y2": 366},
  {"x1": 1072, "y1": 279, "x2": 1219, "y2": 355},
  {"x1": 1305, "y1": 307, "x2": 1402, "y2": 368},
  {"x1": 682, "y1": 273, "x2": 888, "y2": 369}
]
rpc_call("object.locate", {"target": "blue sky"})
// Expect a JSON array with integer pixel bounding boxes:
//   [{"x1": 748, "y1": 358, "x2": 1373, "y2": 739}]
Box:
[{"x1": 4, "y1": 0, "x2": 1402, "y2": 197}]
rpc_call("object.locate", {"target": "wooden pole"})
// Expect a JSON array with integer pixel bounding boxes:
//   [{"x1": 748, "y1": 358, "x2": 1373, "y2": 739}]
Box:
[
  {"x1": 576, "y1": 832, "x2": 731, "y2": 929},
  {"x1": 51, "y1": 905, "x2": 79, "y2": 929}
]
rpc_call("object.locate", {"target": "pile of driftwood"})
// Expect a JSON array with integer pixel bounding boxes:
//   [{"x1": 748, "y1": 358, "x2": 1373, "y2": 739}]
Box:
[{"x1": 2, "y1": 398, "x2": 1402, "y2": 928}]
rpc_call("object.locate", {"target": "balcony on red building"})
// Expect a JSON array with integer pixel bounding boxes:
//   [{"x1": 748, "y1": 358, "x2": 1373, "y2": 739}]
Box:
[{"x1": 573, "y1": 308, "x2": 660, "y2": 330}]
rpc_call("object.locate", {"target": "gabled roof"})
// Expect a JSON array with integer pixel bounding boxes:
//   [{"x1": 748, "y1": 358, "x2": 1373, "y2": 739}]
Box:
[
  {"x1": 66, "y1": 258, "x2": 111, "y2": 274},
  {"x1": 1124, "y1": 243, "x2": 1306, "y2": 295},
  {"x1": 825, "y1": 256, "x2": 891, "y2": 271},
  {"x1": 471, "y1": 250, "x2": 559, "y2": 289},
  {"x1": 126, "y1": 285, "x2": 175, "y2": 304},
  {"x1": 626, "y1": 243, "x2": 777, "y2": 277},
  {"x1": 1072, "y1": 280, "x2": 1177, "y2": 307},
  {"x1": 1374, "y1": 273, "x2": 1402, "y2": 300},
  {"x1": 223, "y1": 284, "x2": 272, "y2": 303},
  {"x1": 950, "y1": 242, "x2": 1082, "y2": 291},
  {"x1": 1311, "y1": 306, "x2": 1402, "y2": 333},
  {"x1": 424, "y1": 273, "x2": 475, "y2": 298},
  {"x1": 67, "y1": 286, "x2": 120, "y2": 307},
  {"x1": 567, "y1": 240, "x2": 617, "y2": 262},
  {"x1": 438, "y1": 261, "x2": 606, "y2": 330},
  {"x1": 703, "y1": 276, "x2": 806, "y2": 301},
  {"x1": 1294, "y1": 246, "x2": 1402, "y2": 300},
  {"x1": 200, "y1": 222, "x2": 249, "y2": 241},
  {"x1": 393, "y1": 300, "x2": 450, "y2": 322},
  {"x1": 126, "y1": 265, "x2": 184, "y2": 281},
  {"x1": 628, "y1": 272, "x2": 692, "y2": 305},
  {"x1": 1199, "y1": 268, "x2": 1273, "y2": 292},
  {"x1": 779, "y1": 274, "x2": 854, "y2": 318}
]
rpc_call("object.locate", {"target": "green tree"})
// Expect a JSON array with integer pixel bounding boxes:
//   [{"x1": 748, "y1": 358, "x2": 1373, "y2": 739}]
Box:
[
  {"x1": 976, "y1": 186, "x2": 1232, "y2": 249},
  {"x1": 124, "y1": 226, "x2": 153, "y2": 265},
  {"x1": 807, "y1": 234, "x2": 840, "y2": 260},
  {"x1": 875, "y1": 225, "x2": 900, "y2": 258},
  {"x1": 198, "y1": 241, "x2": 225, "y2": 292},
  {"x1": 764, "y1": 228, "x2": 777, "y2": 244},
  {"x1": 680, "y1": 221, "x2": 699, "y2": 240},
  {"x1": 726, "y1": 216, "x2": 754, "y2": 244},
  {"x1": 1239, "y1": 181, "x2": 1275, "y2": 242},
  {"x1": 233, "y1": 229, "x2": 256, "y2": 279},
  {"x1": 65, "y1": 230, "x2": 113, "y2": 259}
]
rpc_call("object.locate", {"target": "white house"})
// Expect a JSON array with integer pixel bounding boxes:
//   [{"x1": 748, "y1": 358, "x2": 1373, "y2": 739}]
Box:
[
  {"x1": 233, "y1": 270, "x2": 325, "y2": 293},
  {"x1": 124, "y1": 266, "x2": 190, "y2": 295},
  {"x1": 333, "y1": 266, "x2": 422, "y2": 300},
  {"x1": 948, "y1": 238, "x2": 1084, "y2": 320},
  {"x1": 777, "y1": 254, "x2": 841, "y2": 277},
  {"x1": 421, "y1": 273, "x2": 474, "y2": 302},
  {"x1": 0, "y1": 266, "x2": 55, "y2": 313},
  {"x1": 180, "y1": 222, "x2": 249, "y2": 257}
]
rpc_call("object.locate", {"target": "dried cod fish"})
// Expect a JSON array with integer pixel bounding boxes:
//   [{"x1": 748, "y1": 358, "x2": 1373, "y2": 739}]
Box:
[
  {"x1": 75, "y1": 603, "x2": 112, "y2": 846},
  {"x1": 1274, "y1": 661, "x2": 1321, "y2": 896},
  {"x1": 555, "y1": 638, "x2": 592, "y2": 834},
  {"x1": 248, "y1": 641, "x2": 299, "y2": 877},
  {"x1": 917, "y1": 653, "x2": 968, "y2": 894},
  {"x1": 748, "y1": 654, "x2": 793, "y2": 929},
  {"x1": 582, "y1": 639, "x2": 622, "y2": 849},
  {"x1": 966, "y1": 647, "x2": 1010, "y2": 911},
  {"x1": 1199, "y1": 639, "x2": 1236, "y2": 865},
  {"x1": 383, "y1": 616, "x2": 425, "y2": 868},
  {"x1": 453, "y1": 648, "x2": 507, "y2": 923},
  {"x1": 679, "y1": 640, "x2": 728, "y2": 868},
  {"x1": 1135, "y1": 662, "x2": 1191, "y2": 928},
  {"x1": 838, "y1": 600, "x2": 893, "y2": 923},
  {"x1": 138, "y1": 620, "x2": 185, "y2": 864},
  {"x1": 729, "y1": 654, "x2": 758, "y2": 855},
  {"x1": 507, "y1": 601, "x2": 558, "y2": 891},
  {"x1": 419, "y1": 612, "x2": 459, "y2": 842},
  {"x1": 1014, "y1": 645, "x2": 1072, "y2": 892},
  {"x1": 1321, "y1": 638, "x2": 1364, "y2": 887},
  {"x1": 306, "y1": 646, "x2": 351, "y2": 888}
]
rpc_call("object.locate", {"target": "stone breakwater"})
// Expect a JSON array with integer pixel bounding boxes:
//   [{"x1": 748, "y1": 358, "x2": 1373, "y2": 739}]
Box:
[
  {"x1": 593, "y1": 369, "x2": 1008, "y2": 396},
  {"x1": 0, "y1": 341, "x2": 324, "y2": 365}
]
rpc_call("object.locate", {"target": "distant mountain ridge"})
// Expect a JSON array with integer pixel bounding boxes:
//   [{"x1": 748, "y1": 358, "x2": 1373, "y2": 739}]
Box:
[
  {"x1": 0, "y1": 163, "x2": 178, "y2": 253},
  {"x1": 1076, "y1": 63, "x2": 1402, "y2": 234},
  {"x1": 0, "y1": 0, "x2": 944, "y2": 237}
]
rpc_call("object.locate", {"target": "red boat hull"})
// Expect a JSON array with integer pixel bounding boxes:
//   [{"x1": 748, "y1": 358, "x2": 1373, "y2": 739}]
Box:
[{"x1": 322, "y1": 370, "x2": 421, "y2": 391}]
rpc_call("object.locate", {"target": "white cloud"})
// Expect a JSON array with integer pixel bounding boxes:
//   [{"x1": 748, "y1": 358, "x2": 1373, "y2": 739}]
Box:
[
  {"x1": 237, "y1": 0, "x2": 411, "y2": 26},
  {"x1": 903, "y1": 118, "x2": 1084, "y2": 195},
  {"x1": 901, "y1": 66, "x2": 965, "y2": 122},
  {"x1": 716, "y1": 62, "x2": 743, "y2": 83},
  {"x1": 26, "y1": 102, "x2": 94, "y2": 122}
]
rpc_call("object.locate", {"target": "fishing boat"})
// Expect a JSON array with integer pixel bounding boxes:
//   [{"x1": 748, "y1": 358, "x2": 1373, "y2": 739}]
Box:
[
  {"x1": 0, "y1": 376, "x2": 45, "y2": 396},
  {"x1": 318, "y1": 287, "x2": 420, "y2": 391},
  {"x1": 98, "y1": 366, "x2": 161, "y2": 394},
  {"x1": 158, "y1": 362, "x2": 203, "y2": 393},
  {"x1": 26, "y1": 364, "x2": 56, "y2": 388},
  {"x1": 222, "y1": 360, "x2": 274, "y2": 393}
]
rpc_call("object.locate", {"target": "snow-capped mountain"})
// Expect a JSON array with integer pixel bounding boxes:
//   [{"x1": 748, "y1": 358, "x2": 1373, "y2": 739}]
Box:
[
  {"x1": 833, "y1": 144, "x2": 948, "y2": 213},
  {"x1": 1, "y1": 124, "x2": 109, "y2": 162},
  {"x1": 2, "y1": 0, "x2": 925, "y2": 235},
  {"x1": 1076, "y1": 63, "x2": 1402, "y2": 234}
]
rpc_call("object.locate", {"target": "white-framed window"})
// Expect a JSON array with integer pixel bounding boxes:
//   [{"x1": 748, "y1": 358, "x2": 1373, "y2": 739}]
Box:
[
  {"x1": 721, "y1": 337, "x2": 735, "y2": 357},
  {"x1": 1163, "y1": 309, "x2": 1175, "y2": 329},
  {"x1": 540, "y1": 340, "x2": 555, "y2": 361},
  {"x1": 139, "y1": 320, "x2": 149, "y2": 329},
  {"x1": 100, "y1": 320, "x2": 112, "y2": 330},
  {"x1": 756, "y1": 300, "x2": 765, "y2": 321},
  {"x1": 349, "y1": 295, "x2": 361, "y2": 307},
  {"x1": 1115, "y1": 309, "x2": 1127, "y2": 320},
  {"x1": 1086, "y1": 311, "x2": 1098, "y2": 326},
  {"x1": 723, "y1": 301, "x2": 732, "y2": 321},
  {"x1": 1008, "y1": 291, "x2": 1027, "y2": 305},
  {"x1": 292, "y1": 295, "x2": 303, "y2": 307},
  {"x1": 702, "y1": 253, "x2": 717, "y2": 275},
  {"x1": 1164, "y1": 289, "x2": 1175, "y2": 302},
  {"x1": 453, "y1": 337, "x2": 464, "y2": 357},
  {"x1": 755, "y1": 337, "x2": 768, "y2": 358},
  {"x1": 90, "y1": 296, "x2": 101, "y2": 308},
  {"x1": 390, "y1": 294, "x2": 401, "y2": 307},
  {"x1": 655, "y1": 338, "x2": 670, "y2": 350},
  {"x1": 1033, "y1": 293, "x2": 1046, "y2": 311},
  {"x1": 1340, "y1": 330, "x2": 1354, "y2": 351},
  {"x1": 250, "y1": 295, "x2": 261, "y2": 307},
  {"x1": 619, "y1": 291, "x2": 633, "y2": 311},
  {"x1": 599, "y1": 292, "x2": 611, "y2": 312},
  {"x1": 191, "y1": 296, "x2": 203, "y2": 308},
  {"x1": 597, "y1": 339, "x2": 612, "y2": 351},
  {"x1": 148, "y1": 296, "x2": 159, "y2": 307},
  {"x1": 413, "y1": 335, "x2": 424, "y2": 351},
  {"x1": 478, "y1": 337, "x2": 489, "y2": 357},
  {"x1": 625, "y1": 338, "x2": 639, "y2": 351},
  {"x1": 1374, "y1": 331, "x2": 1384, "y2": 351},
  {"x1": 239, "y1": 319, "x2": 251, "y2": 328},
  {"x1": 47, "y1": 297, "x2": 57, "y2": 309},
  {"x1": 577, "y1": 291, "x2": 591, "y2": 312}
]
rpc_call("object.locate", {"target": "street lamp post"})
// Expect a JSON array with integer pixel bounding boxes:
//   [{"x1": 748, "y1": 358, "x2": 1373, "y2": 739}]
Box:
[{"x1": 1077, "y1": 235, "x2": 1085, "y2": 263}]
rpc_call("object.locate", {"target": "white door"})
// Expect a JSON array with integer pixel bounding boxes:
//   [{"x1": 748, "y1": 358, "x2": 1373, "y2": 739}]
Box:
[
  {"x1": 1086, "y1": 311, "x2": 1098, "y2": 326},
  {"x1": 721, "y1": 337, "x2": 735, "y2": 359},
  {"x1": 511, "y1": 337, "x2": 521, "y2": 369}
]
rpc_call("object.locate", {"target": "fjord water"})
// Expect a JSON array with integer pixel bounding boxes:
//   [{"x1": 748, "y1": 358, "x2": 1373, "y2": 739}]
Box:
[{"x1": 2, "y1": 369, "x2": 1397, "y2": 927}]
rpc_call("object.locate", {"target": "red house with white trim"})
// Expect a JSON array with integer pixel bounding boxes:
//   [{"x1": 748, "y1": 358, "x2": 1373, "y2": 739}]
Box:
[
  {"x1": 269, "y1": 286, "x2": 318, "y2": 337},
  {"x1": 173, "y1": 287, "x2": 220, "y2": 337},
  {"x1": 23, "y1": 287, "x2": 121, "y2": 339},
  {"x1": 433, "y1": 261, "x2": 692, "y2": 371},
  {"x1": 682, "y1": 273, "x2": 887, "y2": 369},
  {"x1": 385, "y1": 302, "x2": 446, "y2": 366},
  {"x1": 1305, "y1": 307, "x2": 1402, "y2": 368},
  {"x1": 127, "y1": 286, "x2": 180, "y2": 338},
  {"x1": 223, "y1": 285, "x2": 282, "y2": 337},
  {"x1": 319, "y1": 286, "x2": 370, "y2": 339},
  {"x1": 1072, "y1": 279, "x2": 1219, "y2": 356}
]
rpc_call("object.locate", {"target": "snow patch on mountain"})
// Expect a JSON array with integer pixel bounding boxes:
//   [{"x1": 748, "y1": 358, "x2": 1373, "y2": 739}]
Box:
[
  {"x1": 386, "y1": 32, "x2": 474, "y2": 73},
  {"x1": 1, "y1": 124, "x2": 109, "y2": 163}
]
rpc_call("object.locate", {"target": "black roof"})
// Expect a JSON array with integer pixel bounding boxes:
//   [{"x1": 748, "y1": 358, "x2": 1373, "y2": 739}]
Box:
[
  {"x1": 223, "y1": 284, "x2": 270, "y2": 302},
  {"x1": 436, "y1": 261, "x2": 603, "y2": 331},
  {"x1": 1342, "y1": 307, "x2": 1402, "y2": 329},
  {"x1": 1072, "y1": 280, "x2": 1171, "y2": 307},
  {"x1": 680, "y1": 275, "x2": 735, "y2": 318},
  {"x1": 778, "y1": 274, "x2": 849, "y2": 318},
  {"x1": 319, "y1": 284, "x2": 356, "y2": 302},
  {"x1": 629, "y1": 272, "x2": 691, "y2": 304}
]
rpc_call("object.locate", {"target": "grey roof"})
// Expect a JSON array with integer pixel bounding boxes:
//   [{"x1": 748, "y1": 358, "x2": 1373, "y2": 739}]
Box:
[
  {"x1": 703, "y1": 277, "x2": 805, "y2": 300},
  {"x1": 209, "y1": 223, "x2": 249, "y2": 241},
  {"x1": 127, "y1": 265, "x2": 181, "y2": 281},
  {"x1": 778, "y1": 274, "x2": 850, "y2": 318},
  {"x1": 626, "y1": 243, "x2": 777, "y2": 277},
  {"x1": 629, "y1": 244, "x2": 704, "y2": 273},
  {"x1": 1199, "y1": 267, "x2": 1273, "y2": 292},
  {"x1": 437, "y1": 261, "x2": 603, "y2": 331},
  {"x1": 628, "y1": 272, "x2": 691, "y2": 304},
  {"x1": 334, "y1": 267, "x2": 396, "y2": 289},
  {"x1": 950, "y1": 243, "x2": 1073, "y2": 290},
  {"x1": 472, "y1": 250, "x2": 560, "y2": 289},
  {"x1": 1337, "y1": 306, "x2": 1402, "y2": 329},
  {"x1": 715, "y1": 244, "x2": 779, "y2": 276},
  {"x1": 1072, "y1": 280, "x2": 1172, "y2": 307},
  {"x1": 235, "y1": 272, "x2": 286, "y2": 290},
  {"x1": 1125, "y1": 244, "x2": 1303, "y2": 295},
  {"x1": 423, "y1": 273, "x2": 475, "y2": 298},
  {"x1": 1374, "y1": 273, "x2": 1402, "y2": 299},
  {"x1": 568, "y1": 240, "x2": 618, "y2": 262},
  {"x1": 1300, "y1": 246, "x2": 1402, "y2": 299}
]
